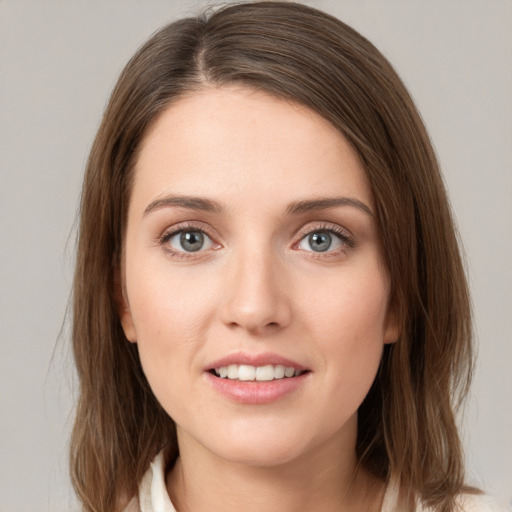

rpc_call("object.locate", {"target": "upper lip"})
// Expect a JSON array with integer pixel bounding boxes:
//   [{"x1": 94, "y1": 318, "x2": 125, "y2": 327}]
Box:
[{"x1": 205, "y1": 352, "x2": 309, "y2": 372}]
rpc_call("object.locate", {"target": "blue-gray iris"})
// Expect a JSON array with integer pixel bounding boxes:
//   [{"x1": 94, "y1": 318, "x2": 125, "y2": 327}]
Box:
[
  {"x1": 181, "y1": 231, "x2": 204, "y2": 252},
  {"x1": 309, "y1": 232, "x2": 331, "y2": 252}
]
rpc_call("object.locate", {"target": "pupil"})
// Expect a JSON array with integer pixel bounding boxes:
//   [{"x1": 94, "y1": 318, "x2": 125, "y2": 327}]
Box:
[
  {"x1": 180, "y1": 231, "x2": 204, "y2": 252},
  {"x1": 309, "y1": 232, "x2": 331, "y2": 252}
]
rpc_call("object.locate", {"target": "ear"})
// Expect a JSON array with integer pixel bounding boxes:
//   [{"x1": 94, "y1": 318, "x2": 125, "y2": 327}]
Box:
[
  {"x1": 383, "y1": 298, "x2": 401, "y2": 345},
  {"x1": 114, "y1": 263, "x2": 137, "y2": 343}
]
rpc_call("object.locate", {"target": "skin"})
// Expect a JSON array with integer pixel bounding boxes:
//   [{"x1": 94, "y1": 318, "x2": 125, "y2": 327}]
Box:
[{"x1": 120, "y1": 86, "x2": 398, "y2": 512}]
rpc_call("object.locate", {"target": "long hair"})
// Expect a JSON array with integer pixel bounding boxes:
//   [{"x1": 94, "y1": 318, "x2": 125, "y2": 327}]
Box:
[{"x1": 71, "y1": 3, "x2": 474, "y2": 511}]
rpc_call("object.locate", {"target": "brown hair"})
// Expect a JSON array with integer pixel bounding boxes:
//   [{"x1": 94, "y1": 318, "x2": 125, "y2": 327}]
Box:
[{"x1": 71, "y1": 2, "x2": 474, "y2": 511}]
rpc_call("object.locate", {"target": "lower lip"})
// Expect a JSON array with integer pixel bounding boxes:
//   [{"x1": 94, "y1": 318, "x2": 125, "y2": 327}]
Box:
[{"x1": 204, "y1": 371, "x2": 309, "y2": 404}]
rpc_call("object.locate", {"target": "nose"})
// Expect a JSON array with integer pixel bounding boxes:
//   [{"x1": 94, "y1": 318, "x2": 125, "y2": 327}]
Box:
[{"x1": 220, "y1": 246, "x2": 292, "y2": 335}]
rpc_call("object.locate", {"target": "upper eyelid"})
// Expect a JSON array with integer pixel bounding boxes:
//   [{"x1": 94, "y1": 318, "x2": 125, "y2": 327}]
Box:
[
  {"x1": 160, "y1": 221, "x2": 218, "y2": 241},
  {"x1": 294, "y1": 222, "x2": 352, "y2": 240}
]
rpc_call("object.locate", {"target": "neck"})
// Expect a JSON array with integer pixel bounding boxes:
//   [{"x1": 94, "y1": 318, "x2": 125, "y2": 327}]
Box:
[{"x1": 166, "y1": 427, "x2": 385, "y2": 512}]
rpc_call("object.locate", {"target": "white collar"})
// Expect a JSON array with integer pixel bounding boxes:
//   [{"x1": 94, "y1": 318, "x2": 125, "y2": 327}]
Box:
[{"x1": 138, "y1": 451, "x2": 176, "y2": 512}]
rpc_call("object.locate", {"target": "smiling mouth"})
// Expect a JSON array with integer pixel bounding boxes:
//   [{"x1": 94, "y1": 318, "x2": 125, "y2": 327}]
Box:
[{"x1": 209, "y1": 364, "x2": 308, "y2": 382}]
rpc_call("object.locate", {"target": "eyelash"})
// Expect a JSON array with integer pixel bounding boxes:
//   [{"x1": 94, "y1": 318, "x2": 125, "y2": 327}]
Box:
[
  {"x1": 294, "y1": 223, "x2": 355, "y2": 258},
  {"x1": 158, "y1": 222, "x2": 355, "y2": 259},
  {"x1": 158, "y1": 222, "x2": 219, "y2": 259}
]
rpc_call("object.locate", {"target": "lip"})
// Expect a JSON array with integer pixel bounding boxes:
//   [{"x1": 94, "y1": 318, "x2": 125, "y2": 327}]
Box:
[
  {"x1": 203, "y1": 351, "x2": 311, "y2": 405},
  {"x1": 204, "y1": 371, "x2": 309, "y2": 404}
]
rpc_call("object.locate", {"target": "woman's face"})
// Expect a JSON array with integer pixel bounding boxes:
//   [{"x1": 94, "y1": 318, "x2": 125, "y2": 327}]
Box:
[{"x1": 120, "y1": 86, "x2": 397, "y2": 467}]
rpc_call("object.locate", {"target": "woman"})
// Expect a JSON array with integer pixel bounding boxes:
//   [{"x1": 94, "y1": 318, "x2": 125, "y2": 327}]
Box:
[{"x1": 70, "y1": 2, "x2": 500, "y2": 511}]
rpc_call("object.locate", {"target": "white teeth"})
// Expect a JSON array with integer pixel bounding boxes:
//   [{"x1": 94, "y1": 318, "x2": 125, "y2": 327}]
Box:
[
  {"x1": 213, "y1": 364, "x2": 302, "y2": 381},
  {"x1": 255, "y1": 365, "x2": 274, "y2": 381},
  {"x1": 274, "y1": 365, "x2": 285, "y2": 379},
  {"x1": 227, "y1": 364, "x2": 238, "y2": 379},
  {"x1": 284, "y1": 366, "x2": 295, "y2": 378},
  {"x1": 238, "y1": 364, "x2": 256, "y2": 381}
]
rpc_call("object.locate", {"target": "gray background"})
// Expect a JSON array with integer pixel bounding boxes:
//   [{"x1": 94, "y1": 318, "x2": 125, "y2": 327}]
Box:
[{"x1": 1, "y1": 1, "x2": 511, "y2": 511}]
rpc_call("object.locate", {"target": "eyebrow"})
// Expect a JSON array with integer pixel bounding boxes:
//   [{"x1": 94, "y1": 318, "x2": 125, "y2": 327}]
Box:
[
  {"x1": 143, "y1": 194, "x2": 373, "y2": 217},
  {"x1": 144, "y1": 195, "x2": 223, "y2": 216},
  {"x1": 285, "y1": 197, "x2": 374, "y2": 216}
]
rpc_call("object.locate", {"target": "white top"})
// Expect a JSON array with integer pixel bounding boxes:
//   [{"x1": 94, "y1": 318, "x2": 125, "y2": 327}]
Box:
[{"x1": 123, "y1": 451, "x2": 506, "y2": 512}]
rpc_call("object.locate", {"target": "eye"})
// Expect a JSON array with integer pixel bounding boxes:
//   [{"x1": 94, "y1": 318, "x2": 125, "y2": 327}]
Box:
[
  {"x1": 297, "y1": 228, "x2": 352, "y2": 253},
  {"x1": 164, "y1": 229, "x2": 214, "y2": 253}
]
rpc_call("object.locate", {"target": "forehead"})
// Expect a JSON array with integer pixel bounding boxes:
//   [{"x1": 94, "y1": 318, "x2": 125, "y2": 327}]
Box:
[{"x1": 132, "y1": 86, "x2": 373, "y2": 212}]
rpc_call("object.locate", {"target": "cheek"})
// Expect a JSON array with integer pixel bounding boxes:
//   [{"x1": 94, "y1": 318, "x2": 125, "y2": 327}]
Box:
[
  {"x1": 126, "y1": 255, "x2": 218, "y2": 339},
  {"x1": 128, "y1": 287, "x2": 207, "y2": 422},
  {"x1": 301, "y1": 265, "x2": 390, "y2": 377},
  {"x1": 306, "y1": 264, "x2": 389, "y2": 337},
  {"x1": 124, "y1": 262, "x2": 202, "y2": 374}
]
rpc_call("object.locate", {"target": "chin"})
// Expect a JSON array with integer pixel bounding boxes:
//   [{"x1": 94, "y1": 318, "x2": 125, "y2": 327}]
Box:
[{"x1": 193, "y1": 420, "x2": 324, "y2": 468}]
